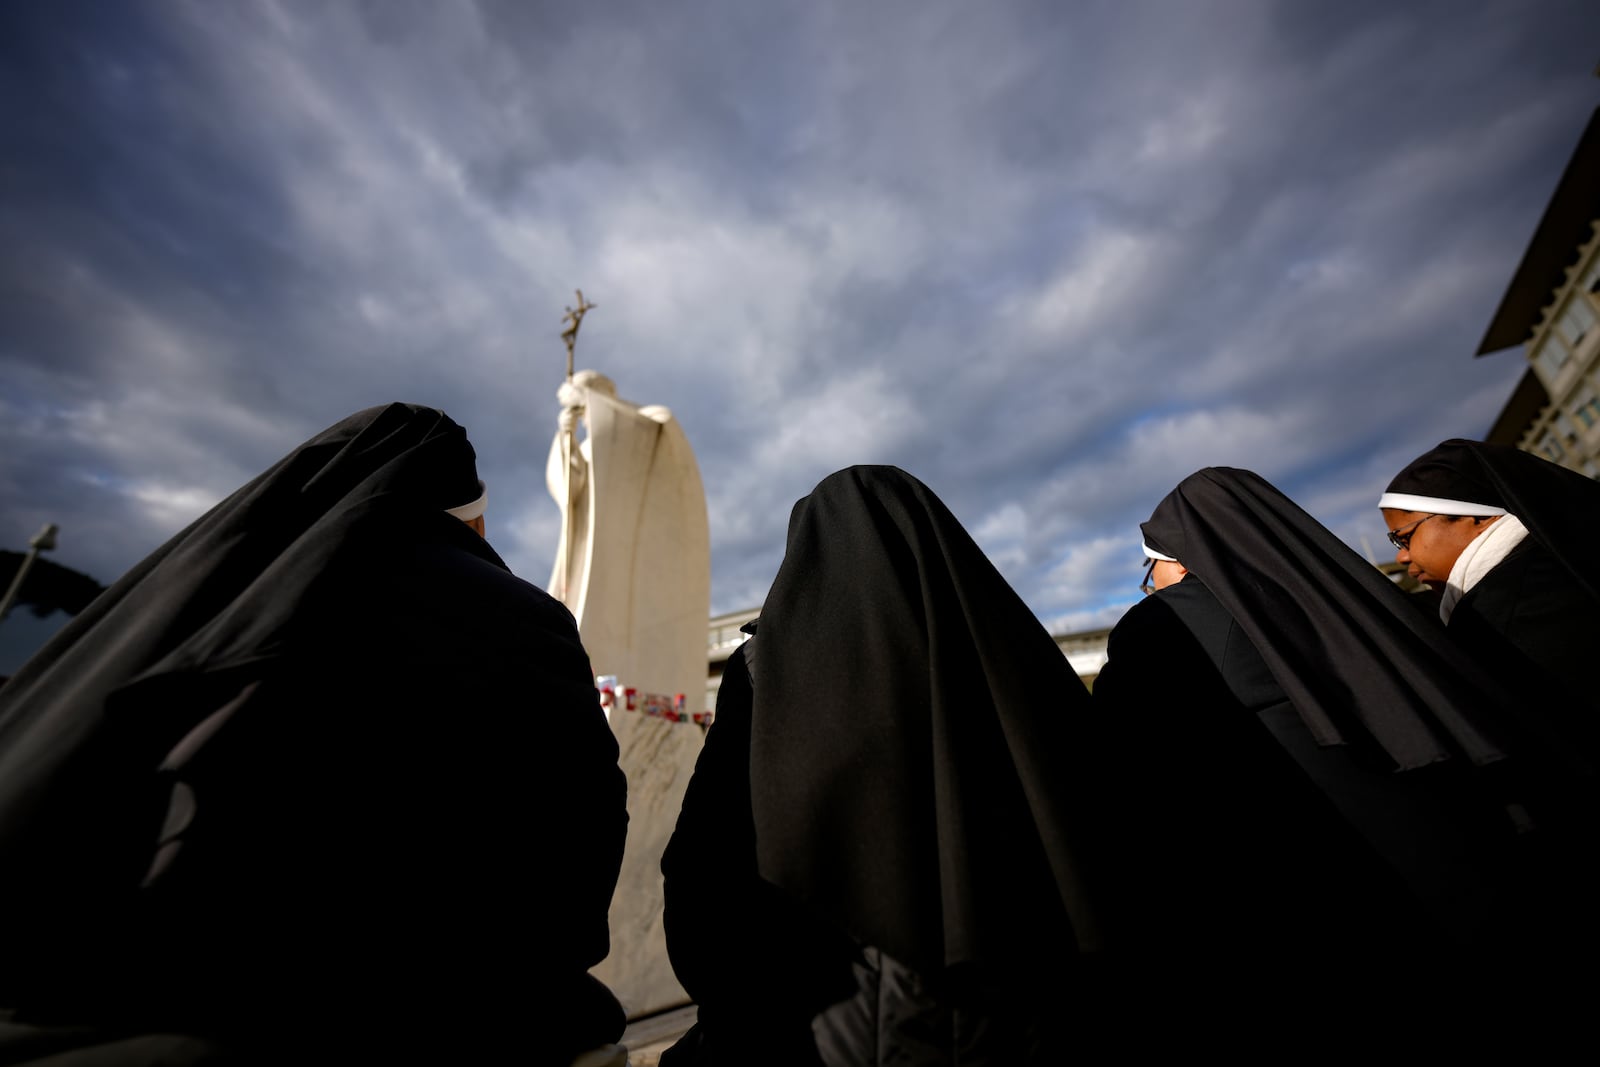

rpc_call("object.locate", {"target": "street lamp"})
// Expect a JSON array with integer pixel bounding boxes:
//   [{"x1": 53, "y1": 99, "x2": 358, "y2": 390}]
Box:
[{"x1": 0, "y1": 523, "x2": 60, "y2": 623}]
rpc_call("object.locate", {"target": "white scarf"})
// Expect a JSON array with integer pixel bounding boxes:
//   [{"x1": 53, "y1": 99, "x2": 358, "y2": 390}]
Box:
[{"x1": 1440, "y1": 513, "x2": 1527, "y2": 624}]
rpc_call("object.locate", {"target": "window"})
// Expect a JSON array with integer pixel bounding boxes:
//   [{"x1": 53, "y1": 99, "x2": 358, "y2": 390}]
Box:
[
  {"x1": 1575, "y1": 392, "x2": 1600, "y2": 429},
  {"x1": 1535, "y1": 335, "x2": 1570, "y2": 378},
  {"x1": 1540, "y1": 433, "x2": 1565, "y2": 461},
  {"x1": 1556, "y1": 412, "x2": 1580, "y2": 441},
  {"x1": 1558, "y1": 297, "x2": 1597, "y2": 349}
]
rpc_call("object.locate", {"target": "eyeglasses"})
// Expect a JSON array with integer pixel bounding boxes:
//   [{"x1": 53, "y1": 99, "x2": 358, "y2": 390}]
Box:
[
  {"x1": 1139, "y1": 558, "x2": 1157, "y2": 596},
  {"x1": 1386, "y1": 514, "x2": 1441, "y2": 551}
]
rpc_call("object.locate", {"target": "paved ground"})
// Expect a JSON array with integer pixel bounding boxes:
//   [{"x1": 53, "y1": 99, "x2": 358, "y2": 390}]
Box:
[{"x1": 621, "y1": 1004, "x2": 697, "y2": 1066}]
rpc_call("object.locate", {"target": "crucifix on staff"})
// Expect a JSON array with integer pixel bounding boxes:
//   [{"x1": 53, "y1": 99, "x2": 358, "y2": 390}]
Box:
[{"x1": 561, "y1": 288, "x2": 597, "y2": 382}]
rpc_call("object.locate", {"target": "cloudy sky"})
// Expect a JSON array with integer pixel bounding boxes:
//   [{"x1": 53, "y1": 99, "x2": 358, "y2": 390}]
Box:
[{"x1": 2, "y1": 0, "x2": 1597, "y2": 671}]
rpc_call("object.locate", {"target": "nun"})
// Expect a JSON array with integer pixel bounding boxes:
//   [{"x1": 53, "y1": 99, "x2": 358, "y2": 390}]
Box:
[
  {"x1": 1380, "y1": 438, "x2": 1600, "y2": 754},
  {"x1": 0, "y1": 404, "x2": 629, "y2": 1065},
  {"x1": 1092, "y1": 467, "x2": 1585, "y2": 1040},
  {"x1": 658, "y1": 467, "x2": 1113, "y2": 1066}
]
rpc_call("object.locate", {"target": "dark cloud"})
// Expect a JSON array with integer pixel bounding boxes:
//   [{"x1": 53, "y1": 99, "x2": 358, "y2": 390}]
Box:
[{"x1": 1, "y1": 0, "x2": 1595, "y2": 664}]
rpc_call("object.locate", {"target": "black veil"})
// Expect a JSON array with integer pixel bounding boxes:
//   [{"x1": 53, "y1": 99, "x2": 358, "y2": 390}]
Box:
[
  {"x1": 747, "y1": 465, "x2": 1107, "y2": 975},
  {"x1": 0, "y1": 403, "x2": 494, "y2": 909},
  {"x1": 0, "y1": 403, "x2": 628, "y2": 1060},
  {"x1": 1139, "y1": 467, "x2": 1510, "y2": 770}
]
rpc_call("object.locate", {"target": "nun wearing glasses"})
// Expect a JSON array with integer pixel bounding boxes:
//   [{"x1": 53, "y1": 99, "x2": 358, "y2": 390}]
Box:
[
  {"x1": 1090, "y1": 466, "x2": 1586, "y2": 1042},
  {"x1": 1380, "y1": 438, "x2": 1600, "y2": 753}
]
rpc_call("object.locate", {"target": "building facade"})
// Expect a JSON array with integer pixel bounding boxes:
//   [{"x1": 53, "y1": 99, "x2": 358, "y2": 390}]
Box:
[{"x1": 1481, "y1": 107, "x2": 1600, "y2": 475}]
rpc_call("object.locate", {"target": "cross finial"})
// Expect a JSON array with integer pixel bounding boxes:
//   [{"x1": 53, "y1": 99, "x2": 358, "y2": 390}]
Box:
[{"x1": 561, "y1": 289, "x2": 597, "y2": 380}]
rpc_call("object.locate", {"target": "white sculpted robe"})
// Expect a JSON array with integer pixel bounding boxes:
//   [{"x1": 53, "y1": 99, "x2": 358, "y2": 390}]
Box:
[{"x1": 546, "y1": 370, "x2": 710, "y2": 1018}]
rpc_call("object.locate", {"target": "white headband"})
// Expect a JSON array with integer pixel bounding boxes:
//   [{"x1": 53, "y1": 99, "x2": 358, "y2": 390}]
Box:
[
  {"x1": 1141, "y1": 541, "x2": 1178, "y2": 563},
  {"x1": 445, "y1": 480, "x2": 488, "y2": 522},
  {"x1": 1377, "y1": 492, "x2": 1504, "y2": 517}
]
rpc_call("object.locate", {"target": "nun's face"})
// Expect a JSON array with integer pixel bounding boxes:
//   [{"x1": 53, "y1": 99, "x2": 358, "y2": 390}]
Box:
[
  {"x1": 1150, "y1": 559, "x2": 1187, "y2": 591},
  {"x1": 1381, "y1": 508, "x2": 1496, "y2": 585}
]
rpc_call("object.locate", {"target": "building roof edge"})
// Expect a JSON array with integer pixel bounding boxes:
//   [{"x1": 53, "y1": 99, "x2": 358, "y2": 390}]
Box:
[{"x1": 1476, "y1": 106, "x2": 1600, "y2": 357}]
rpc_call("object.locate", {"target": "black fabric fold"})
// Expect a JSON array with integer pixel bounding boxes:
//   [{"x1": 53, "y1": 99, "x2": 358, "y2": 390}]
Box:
[
  {"x1": 0, "y1": 403, "x2": 627, "y2": 1060},
  {"x1": 1139, "y1": 467, "x2": 1513, "y2": 769},
  {"x1": 0, "y1": 404, "x2": 495, "y2": 920},
  {"x1": 747, "y1": 465, "x2": 1108, "y2": 975}
]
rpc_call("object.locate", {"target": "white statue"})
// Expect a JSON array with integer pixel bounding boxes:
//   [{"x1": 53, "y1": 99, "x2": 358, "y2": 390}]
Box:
[{"x1": 546, "y1": 368, "x2": 711, "y2": 1020}]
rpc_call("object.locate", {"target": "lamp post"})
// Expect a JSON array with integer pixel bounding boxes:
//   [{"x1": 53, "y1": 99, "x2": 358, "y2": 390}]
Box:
[{"x1": 0, "y1": 523, "x2": 60, "y2": 623}]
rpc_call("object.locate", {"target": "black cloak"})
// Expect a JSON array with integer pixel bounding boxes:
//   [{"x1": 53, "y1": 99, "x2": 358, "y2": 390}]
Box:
[
  {"x1": 661, "y1": 466, "x2": 1111, "y2": 1065},
  {"x1": 1101, "y1": 467, "x2": 1596, "y2": 1030},
  {"x1": 1091, "y1": 577, "x2": 1477, "y2": 1041},
  {"x1": 0, "y1": 403, "x2": 627, "y2": 1063}
]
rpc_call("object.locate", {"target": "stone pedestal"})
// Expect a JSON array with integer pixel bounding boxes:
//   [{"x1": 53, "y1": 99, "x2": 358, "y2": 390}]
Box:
[{"x1": 591, "y1": 708, "x2": 704, "y2": 1016}]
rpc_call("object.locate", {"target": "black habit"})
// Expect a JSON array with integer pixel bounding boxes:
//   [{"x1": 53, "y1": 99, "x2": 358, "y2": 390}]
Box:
[
  {"x1": 1447, "y1": 538, "x2": 1596, "y2": 757},
  {"x1": 660, "y1": 466, "x2": 1113, "y2": 1066},
  {"x1": 1094, "y1": 467, "x2": 1594, "y2": 1044},
  {"x1": 0, "y1": 404, "x2": 627, "y2": 1064},
  {"x1": 1385, "y1": 438, "x2": 1600, "y2": 764}
]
